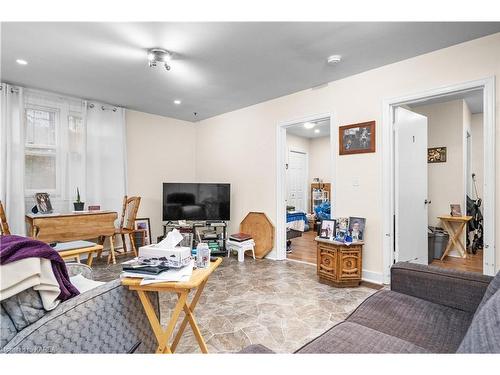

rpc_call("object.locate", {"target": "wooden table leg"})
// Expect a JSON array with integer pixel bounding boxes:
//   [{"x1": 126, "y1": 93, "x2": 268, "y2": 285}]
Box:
[
  {"x1": 440, "y1": 221, "x2": 467, "y2": 260},
  {"x1": 136, "y1": 289, "x2": 188, "y2": 354},
  {"x1": 97, "y1": 236, "x2": 105, "y2": 259},
  {"x1": 86, "y1": 251, "x2": 94, "y2": 267},
  {"x1": 171, "y1": 279, "x2": 209, "y2": 353},
  {"x1": 107, "y1": 235, "x2": 117, "y2": 265}
]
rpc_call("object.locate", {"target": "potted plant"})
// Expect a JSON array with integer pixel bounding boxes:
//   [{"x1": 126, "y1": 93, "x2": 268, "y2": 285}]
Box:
[{"x1": 73, "y1": 188, "x2": 85, "y2": 211}]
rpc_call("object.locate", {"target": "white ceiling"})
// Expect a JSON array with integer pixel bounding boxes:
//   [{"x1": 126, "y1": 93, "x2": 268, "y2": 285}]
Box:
[
  {"x1": 287, "y1": 119, "x2": 330, "y2": 139},
  {"x1": 1, "y1": 22, "x2": 499, "y2": 121},
  {"x1": 409, "y1": 89, "x2": 483, "y2": 114}
]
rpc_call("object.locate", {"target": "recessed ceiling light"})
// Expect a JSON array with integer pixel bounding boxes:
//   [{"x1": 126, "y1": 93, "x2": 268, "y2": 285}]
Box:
[
  {"x1": 314, "y1": 129, "x2": 320, "y2": 133},
  {"x1": 303, "y1": 122, "x2": 315, "y2": 129},
  {"x1": 174, "y1": 100, "x2": 181, "y2": 105},
  {"x1": 327, "y1": 55, "x2": 342, "y2": 65},
  {"x1": 16, "y1": 59, "x2": 28, "y2": 65}
]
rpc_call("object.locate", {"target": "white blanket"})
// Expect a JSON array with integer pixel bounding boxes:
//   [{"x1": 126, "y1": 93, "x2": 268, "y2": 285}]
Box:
[{"x1": 0, "y1": 258, "x2": 61, "y2": 310}]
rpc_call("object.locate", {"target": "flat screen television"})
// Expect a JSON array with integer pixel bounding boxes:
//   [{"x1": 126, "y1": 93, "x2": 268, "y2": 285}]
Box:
[{"x1": 162, "y1": 183, "x2": 230, "y2": 221}]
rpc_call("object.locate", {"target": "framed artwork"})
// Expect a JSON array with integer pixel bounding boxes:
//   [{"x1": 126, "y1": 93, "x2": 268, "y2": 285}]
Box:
[
  {"x1": 348, "y1": 217, "x2": 366, "y2": 242},
  {"x1": 339, "y1": 121, "x2": 376, "y2": 155},
  {"x1": 319, "y1": 219, "x2": 336, "y2": 239},
  {"x1": 134, "y1": 218, "x2": 152, "y2": 246},
  {"x1": 450, "y1": 204, "x2": 462, "y2": 217},
  {"x1": 34, "y1": 192, "x2": 53, "y2": 214},
  {"x1": 428, "y1": 147, "x2": 447, "y2": 163}
]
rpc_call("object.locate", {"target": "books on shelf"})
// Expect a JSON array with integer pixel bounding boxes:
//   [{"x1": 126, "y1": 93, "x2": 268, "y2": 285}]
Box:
[{"x1": 229, "y1": 232, "x2": 253, "y2": 242}]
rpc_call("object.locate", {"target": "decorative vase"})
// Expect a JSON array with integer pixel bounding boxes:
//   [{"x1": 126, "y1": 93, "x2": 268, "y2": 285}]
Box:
[{"x1": 73, "y1": 202, "x2": 85, "y2": 211}]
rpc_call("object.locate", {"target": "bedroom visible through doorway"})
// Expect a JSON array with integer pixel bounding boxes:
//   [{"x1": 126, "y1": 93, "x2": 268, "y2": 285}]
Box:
[{"x1": 285, "y1": 118, "x2": 331, "y2": 264}]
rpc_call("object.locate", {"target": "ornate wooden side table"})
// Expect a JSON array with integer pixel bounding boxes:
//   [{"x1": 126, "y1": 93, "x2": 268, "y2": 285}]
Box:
[{"x1": 316, "y1": 237, "x2": 363, "y2": 287}]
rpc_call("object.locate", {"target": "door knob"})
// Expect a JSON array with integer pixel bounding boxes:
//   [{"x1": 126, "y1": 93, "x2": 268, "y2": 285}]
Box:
[{"x1": 424, "y1": 199, "x2": 432, "y2": 205}]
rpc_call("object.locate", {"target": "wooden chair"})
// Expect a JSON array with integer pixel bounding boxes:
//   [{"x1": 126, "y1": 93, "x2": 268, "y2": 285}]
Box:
[
  {"x1": 108, "y1": 195, "x2": 141, "y2": 264},
  {"x1": 0, "y1": 200, "x2": 11, "y2": 235}
]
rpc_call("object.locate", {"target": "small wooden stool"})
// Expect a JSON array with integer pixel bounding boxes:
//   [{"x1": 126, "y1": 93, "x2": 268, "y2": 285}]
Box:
[{"x1": 438, "y1": 215, "x2": 472, "y2": 260}]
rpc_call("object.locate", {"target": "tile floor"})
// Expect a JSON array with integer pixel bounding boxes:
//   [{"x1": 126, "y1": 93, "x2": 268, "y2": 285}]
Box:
[{"x1": 91, "y1": 254, "x2": 377, "y2": 353}]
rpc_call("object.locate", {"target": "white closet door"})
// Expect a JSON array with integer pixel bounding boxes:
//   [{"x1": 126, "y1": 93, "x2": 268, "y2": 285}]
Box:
[
  {"x1": 287, "y1": 150, "x2": 307, "y2": 212},
  {"x1": 394, "y1": 107, "x2": 429, "y2": 264}
]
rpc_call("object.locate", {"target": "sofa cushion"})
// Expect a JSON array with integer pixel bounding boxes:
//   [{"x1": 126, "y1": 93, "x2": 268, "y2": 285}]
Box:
[
  {"x1": 475, "y1": 271, "x2": 500, "y2": 315},
  {"x1": 0, "y1": 306, "x2": 17, "y2": 349},
  {"x1": 347, "y1": 290, "x2": 473, "y2": 353},
  {"x1": 296, "y1": 321, "x2": 428, "y2": 353},
  {"x1": 458, "y1": 289, "x2": 500, "y2": 353},
  {"x1": 1, "y1": 288, "x2": 46, "y2": 331}
]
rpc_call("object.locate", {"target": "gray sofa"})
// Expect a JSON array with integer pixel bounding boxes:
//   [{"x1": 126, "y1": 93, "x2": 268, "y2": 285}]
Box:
[
  {"x1": 242, "y1": 262, "x2": 500, "y2": 353},
  {"x1": 1, "y1": 264, "x2": 157, "y2": 353}
]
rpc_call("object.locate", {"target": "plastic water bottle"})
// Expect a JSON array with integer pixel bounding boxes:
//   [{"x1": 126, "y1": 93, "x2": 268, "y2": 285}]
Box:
[{"x1": 196, "y1": 243, "x2": 210, "y2": 268}]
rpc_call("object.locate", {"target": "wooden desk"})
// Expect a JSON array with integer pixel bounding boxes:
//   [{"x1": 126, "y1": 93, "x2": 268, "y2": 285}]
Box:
[
  {"x1": 25, "y1": 211, "x2": 118, "y2": 263},
  {"x1": 438, "y1": 215, "x2": 472, "y2": 260},
  {"x1": 121, "y1": 258, "x2": 222, "y2": 354}
]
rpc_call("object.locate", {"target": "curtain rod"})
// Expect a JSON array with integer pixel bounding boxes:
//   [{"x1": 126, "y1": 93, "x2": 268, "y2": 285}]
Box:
[
  {"x1": 0, "y1": 86, "x2": 20, "y2": 93},
  {"x1": 88, "y1": 103, "x2": 117, "y2": 112}
]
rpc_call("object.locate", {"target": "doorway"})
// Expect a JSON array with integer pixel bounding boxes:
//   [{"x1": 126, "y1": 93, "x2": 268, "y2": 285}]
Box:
[
  {"x1": 275, "y1": 113, "x2": 335, "y2": 263},
  {"x1": 382, "y1": 77, "x2": 495, "y2": 282}
]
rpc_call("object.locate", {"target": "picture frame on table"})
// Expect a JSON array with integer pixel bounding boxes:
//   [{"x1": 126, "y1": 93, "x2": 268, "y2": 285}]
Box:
[
  {"x1": 450, "y1": 204, "x2": 462, "y2": 217},
  {"x1": 134, "y1": 218, "x2": 152, "y2": 246},
  {"x1": 34, "y1": 192, "x2": 53, "y2": 214},
  {"x1": 319, "y1": 219, "x2": 336, "y2": 239},
  {"x1": 348, "y1": 217, "x2": 366, "y2": 242},
  {"x1": 339, "y1": 121, "x2": 376, "y2": 155}
]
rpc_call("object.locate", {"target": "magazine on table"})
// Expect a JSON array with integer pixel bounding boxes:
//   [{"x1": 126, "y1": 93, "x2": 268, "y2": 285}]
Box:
[{"x1": 121, "y1": 258, "x2": 194, "y2": 285}]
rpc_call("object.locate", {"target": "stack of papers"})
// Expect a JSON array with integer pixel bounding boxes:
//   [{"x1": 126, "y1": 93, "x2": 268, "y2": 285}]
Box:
[{"x1": 121, "y1": 259, "x2": 194, "y2": 286}]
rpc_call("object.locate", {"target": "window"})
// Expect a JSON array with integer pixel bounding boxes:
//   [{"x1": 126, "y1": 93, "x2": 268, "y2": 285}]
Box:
[{"x1": 24, "y1": 107, "x2": 59, "y2": 194}]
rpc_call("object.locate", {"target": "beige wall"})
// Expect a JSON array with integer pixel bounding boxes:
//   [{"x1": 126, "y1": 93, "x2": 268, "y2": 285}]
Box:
[
  {"x1": 126, "y1": 110, "x2": 196, "y2": 241},
  {"x1": 412, "y1": 100, "x2": 465, "y2": 228},
  {"x1": 471, "y1": 113, "x2": 484, "y2": 199},
  {"x1": 195, "y1": 32, "x2": 500, "y2": 278}
]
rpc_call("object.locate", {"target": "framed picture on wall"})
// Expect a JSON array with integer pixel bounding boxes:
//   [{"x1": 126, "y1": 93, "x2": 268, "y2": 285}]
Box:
[
  {"x1": 427, "y1": 147, "x2": 447, "y2": 163},
  {"x1": 339, "y1": 121, "x2": 376, "y2": 155}
]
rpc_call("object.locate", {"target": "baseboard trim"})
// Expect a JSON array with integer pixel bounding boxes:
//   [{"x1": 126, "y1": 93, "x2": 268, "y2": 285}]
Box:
[{"x1": 362, "y1": 269, "x2": 384, "y2": 285}]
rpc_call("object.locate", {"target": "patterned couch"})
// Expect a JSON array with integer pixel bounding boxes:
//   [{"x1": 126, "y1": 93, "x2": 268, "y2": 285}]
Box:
[
  {"x1": 241, "y1": 262, "x2": 500, "y2": 353},
  {"x1": 1, "y1": 264, "x2": 157, "y2": 353}
]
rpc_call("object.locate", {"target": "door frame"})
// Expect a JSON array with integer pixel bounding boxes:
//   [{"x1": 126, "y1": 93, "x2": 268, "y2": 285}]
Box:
[
  {"x1": 275, "y1": 112, "x2": 336, "y2": 261},
  {"x1": 287, "y1": 148, "x2": 309, "y2": 213},
  {"x1": 382, "y1": 76, "x2": 496, "y2": 283}
]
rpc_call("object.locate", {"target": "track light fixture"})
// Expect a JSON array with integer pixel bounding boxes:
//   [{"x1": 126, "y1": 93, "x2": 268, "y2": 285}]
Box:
[{"x1": 147, "y1": 48, "x2": 172, "y2": 70}]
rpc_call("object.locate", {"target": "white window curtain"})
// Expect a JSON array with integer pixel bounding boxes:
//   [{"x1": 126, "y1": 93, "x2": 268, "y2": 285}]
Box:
[
  {"x1": 86, "y1": 102, "x2": 127, "y2": 214},
  {"x1": 0, "y1": 84, "x2": 26, "y2": 235},
  {"x1": 23, "y1": 89, "x2": 87, "y2": 213},
  {"x1": 0, "y1": 84, "x2": 127, "y2": 235}
]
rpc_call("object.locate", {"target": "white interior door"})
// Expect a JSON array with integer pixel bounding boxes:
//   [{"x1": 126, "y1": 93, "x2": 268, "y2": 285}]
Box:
[
  {"x1": 287, "y1": 150, "x2": 307, "y2": 212},
  {"x1": 394, "y1": 107, "x2": 429, "y2": 264}
]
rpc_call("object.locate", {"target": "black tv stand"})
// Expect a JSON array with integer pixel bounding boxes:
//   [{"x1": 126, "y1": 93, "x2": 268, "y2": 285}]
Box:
[{"x1": 161, "y1": 220, "x2": 227, "y2": 256}]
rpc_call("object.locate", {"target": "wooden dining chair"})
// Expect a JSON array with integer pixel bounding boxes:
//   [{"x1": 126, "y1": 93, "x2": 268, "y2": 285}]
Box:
[
  {"x1": 108, "y1": 195, "x2": 141, "y2": 264},
  {"x1": 0, "y1": 200, "x2": 11, "y2": 235}
]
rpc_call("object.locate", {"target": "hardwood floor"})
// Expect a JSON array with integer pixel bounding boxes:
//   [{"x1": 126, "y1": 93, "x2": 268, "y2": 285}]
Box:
[
  {"x1": 430, "y1": 250, "x2": 483, "y2": 273},
  {"x1": 287, "y1": 230, "x2": 317, "y2": 264},
  {"x1": 287, "y1": 229, "x2": 484, "y2": 273}
]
